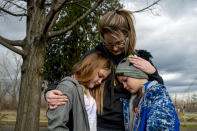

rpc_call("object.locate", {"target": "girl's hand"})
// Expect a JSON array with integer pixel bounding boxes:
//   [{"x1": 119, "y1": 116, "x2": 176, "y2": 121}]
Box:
[
  {"x1": 128, "y1": 55, "x2": 156, "y2": 74},
  {"x1": 46, "y1": 90, "x2": 68, "y2": 110}
]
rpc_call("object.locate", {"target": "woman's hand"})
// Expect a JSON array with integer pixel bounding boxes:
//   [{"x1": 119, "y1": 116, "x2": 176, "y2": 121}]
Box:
[
  {"x1": 128, "y1": 55, "x2": 156, "y2": 74},
  {"x1": 46, "y1": 90, "x2": 68, "y2": 110}
]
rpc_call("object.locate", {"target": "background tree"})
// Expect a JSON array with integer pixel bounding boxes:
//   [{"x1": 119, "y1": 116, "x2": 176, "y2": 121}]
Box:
[
  {"x1": 0, "y1": 0, "x2": 161, "y2": 130},
  {"x1": 44, "y1": 0, "x2": 122, "y2": 82},
  {"x1": 0, "y1": 51, "x2": 22, "y2": 109},
  {"x1": 44, "y1": 0, "x2": 161, "y2": 83}
]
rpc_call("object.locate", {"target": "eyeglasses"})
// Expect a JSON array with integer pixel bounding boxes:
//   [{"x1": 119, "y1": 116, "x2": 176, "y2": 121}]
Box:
[{"x1": 103, "y1": 37, "x2": 127, "y2": 48}]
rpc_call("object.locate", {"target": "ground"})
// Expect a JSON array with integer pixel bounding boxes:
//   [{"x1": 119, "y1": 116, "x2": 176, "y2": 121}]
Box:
[
  {"x1": 1, "y1": 110, "x2": 197, "y2": 130},
  {"x1": 0, "y1": 108, "x2": 47, "y2": 126}
]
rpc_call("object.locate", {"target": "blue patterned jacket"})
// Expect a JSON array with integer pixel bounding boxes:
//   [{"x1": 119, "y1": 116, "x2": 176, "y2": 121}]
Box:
[{"x1": 121, "y1": 81, "x2": 180, "y2": 131}]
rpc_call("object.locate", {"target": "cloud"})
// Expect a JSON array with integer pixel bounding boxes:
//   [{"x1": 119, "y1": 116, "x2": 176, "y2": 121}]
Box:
[
  {"x1": 0, "y1": 16, "x2": 26, "y2": 40},
  {"x1": 161, "y1": 72, "x2": 182, "y2": 81},
  {"x1": 0, "y1": 13, "x2": 25, "y2": 79},
  {"x1": 160, "y1": 0, "x2": 197, "y2": 19},
  {"x1": 121, "y1": 0, "x2": 197, "y2": 94}
]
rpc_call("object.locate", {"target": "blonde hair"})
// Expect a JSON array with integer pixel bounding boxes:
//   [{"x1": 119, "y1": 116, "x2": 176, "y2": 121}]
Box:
[
  {"x1": 72, "y1": 52, "x2": 112, "y2": 114},
  {"x1": 98, "y1": 9, "x2": 136, "y2": 56}
]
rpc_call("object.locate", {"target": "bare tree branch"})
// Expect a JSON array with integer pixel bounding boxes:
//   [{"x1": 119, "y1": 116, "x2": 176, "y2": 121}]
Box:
[
  {"x1": 12, "y1": 53, "x2": 22, "y2": 92},
  {"x1": 44, "y1": 0, "x2": 67, "y2": 34},
  {"x1": 48, "y1": 10, "x2": 61, "y2": 32},
  {"x1": 47, "y1": 0, "x2": 101, "y2": 32},
  {"x1": 5, "y1": 0, "x2": 26, "y2": 11},
  {"x1": 74, "y1": 2, "x2": 102, "y2": 16},
  {"x1": 47, "y1": 0, "x2": 103, "y2": 38},
  {"x1": 133, "y1": 0, "x2": 161, "y2": 13},
  {"x1": 0, "y1": 36, "x2": 25, "y2": 56},
  {"x1": 0, "y1": 36, "x2": 24, "y2": 46},
  {"x1": 0, "y1": 7, "x2": 27, "y2": 16},
  {"x1": 45, "y1": 0, "x2": 89, "y2": 7},
  {"x1": 40, "y1": 0, "x2": 46, "y2": 8},
  {"x1": 0, "y1": 51, "x2": 21, "y2": 97},
  {"x1": 75, "y1": 2, "x2": 89, "y2": 10},
  {"x1": 66, "y1": 0, "x2": 90, "y2": 5},
  {"x1": 0, "y1": 53, "x2": 13, "y2": 81}
]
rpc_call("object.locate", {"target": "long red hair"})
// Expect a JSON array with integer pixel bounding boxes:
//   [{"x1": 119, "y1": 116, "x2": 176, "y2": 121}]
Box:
[{"x1": 72, "y1": 51, "x2": 112, "y2": 114}]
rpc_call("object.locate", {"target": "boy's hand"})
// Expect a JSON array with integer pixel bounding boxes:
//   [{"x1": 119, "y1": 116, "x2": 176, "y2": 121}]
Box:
[{"x1": 46, "y1": 90, "x2": 68, "y2": 110}]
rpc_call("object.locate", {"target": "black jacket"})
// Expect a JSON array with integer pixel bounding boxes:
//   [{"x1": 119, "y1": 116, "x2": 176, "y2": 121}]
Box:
[
  {"x1": 83, "y1": 43, "x2": 163, "y2": 130},
  {"x1": 45, "y1": 43, "x2": 163, "y2": 130}
]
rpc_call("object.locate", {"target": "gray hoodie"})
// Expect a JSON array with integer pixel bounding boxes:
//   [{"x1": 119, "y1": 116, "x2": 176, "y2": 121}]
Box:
[{"x1": 47, "y1": 77, "x2": 90, "y2": 131}]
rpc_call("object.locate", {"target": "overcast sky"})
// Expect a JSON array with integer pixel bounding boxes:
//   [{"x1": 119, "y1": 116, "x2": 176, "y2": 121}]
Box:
[
  {"x1": 121, "y1": 0, "x2": 197, "y2": 97},
  {"x1": 0, "y1": 0, "x2": 197, "y2": 97}
]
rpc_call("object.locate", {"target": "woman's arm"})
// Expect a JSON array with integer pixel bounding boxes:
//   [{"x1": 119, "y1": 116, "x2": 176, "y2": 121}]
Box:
[
  {"x1": 44, "y1": 80, "x2": 69, "y2": 109},
  {"x1": 47, "y1": 82, "x2": 74, "y2": 131},
  {"x1": 45, "y1": 90, "x2": 68, "y2": 109},
  {"x1": 44, "y1": 48, "x2": 97, "y2": 109}
]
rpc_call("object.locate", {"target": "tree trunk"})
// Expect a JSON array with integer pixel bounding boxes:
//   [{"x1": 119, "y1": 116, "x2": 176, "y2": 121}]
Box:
[{"x1": 15, "y1": 40, "x2": 46, "y2": 131}]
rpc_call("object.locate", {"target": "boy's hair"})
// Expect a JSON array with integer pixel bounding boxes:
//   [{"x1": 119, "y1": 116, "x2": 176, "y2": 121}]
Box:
[
  {"x1": 116, "y1": 54, "x2": 148, "y2": 79},
  {"x1": 72, "y1": 51, "x2": 113, "y2": 114},
  {"x1": 98, "y1": 9, "x2": 136, "y2": 56}
]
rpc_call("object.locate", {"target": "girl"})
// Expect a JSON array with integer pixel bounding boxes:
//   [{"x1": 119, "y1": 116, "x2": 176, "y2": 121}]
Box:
[
  {"x1": 47, "y1": 52, "x2": 112, "y2": 131},
  {"x1": 116, "y1": 55, "x2": 180, "y2": 131}
]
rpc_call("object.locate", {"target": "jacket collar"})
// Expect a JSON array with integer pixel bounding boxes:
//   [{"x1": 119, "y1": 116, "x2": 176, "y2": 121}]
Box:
[{"x1": 143, "y1": 80, "x2": 158, "y2": 93}]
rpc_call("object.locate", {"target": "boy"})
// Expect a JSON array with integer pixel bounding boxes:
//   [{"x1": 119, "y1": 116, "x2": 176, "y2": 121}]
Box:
[{"x1": 116, "y1": 55, "x2": 180, "y2": 131}]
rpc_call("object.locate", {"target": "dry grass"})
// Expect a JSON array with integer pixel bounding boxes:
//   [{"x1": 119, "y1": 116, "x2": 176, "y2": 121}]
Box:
[
  {"x1": 178, "y1": 112, "x2": 197, "y2": 123},
  {"x1": 0, "y1": 108, "x2": 48, "y2": 126},
  {"x1": 0, "y1": 108, "x2": 47, "y2": 120},
  {"x1": 2, "y1": 110, "x2": 197, "y2": 127}
]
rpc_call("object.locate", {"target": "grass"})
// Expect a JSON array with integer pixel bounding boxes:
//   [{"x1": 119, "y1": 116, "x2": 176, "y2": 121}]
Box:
[
  {"x1": 1, "y1": 110, "x2": 197, "y2": 128},
  {"x1": 0, "y1": 108, "x2": 48, "y2": 126},
  {"x1": 181, "y1": 125, "x2": 197, "y2": 128}
]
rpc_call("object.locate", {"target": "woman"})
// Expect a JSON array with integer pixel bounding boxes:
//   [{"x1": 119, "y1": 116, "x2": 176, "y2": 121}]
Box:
[
  {"x1": 47, "y1": 52, "x2": 112, "y2": 131},
  {"x1": 46, "y1": 9, "x2": 163, "y2": 131}
]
